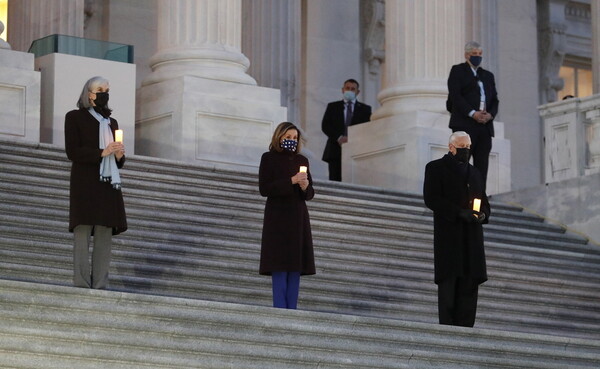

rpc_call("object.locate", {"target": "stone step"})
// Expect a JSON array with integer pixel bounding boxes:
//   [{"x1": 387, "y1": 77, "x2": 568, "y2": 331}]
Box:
[
  {"x1": 0, "y1": 138, "x2": 538, "y2": 214},
  {"x1": 2, "y1": 206, "x2": 599, "y2": 286},
  {"x1": 0, "y1": 279, "x2": 598, "y2": 369},
  {"x1": 0, "y1": 199, "x2": 595, "y2": 279},
  {"x1": 1, "y1": 138, "x2": 599, "y2": 352},
  {"x1": 0, "y1": 177, "x2": 579, "y2": 244},
  {"x1": 0, "y1": 155, "x2": 536, "y2": 221},
  {"x1": 1, "y1": 232, "x2": 598, "y2": 310},
  {"x1": 1, "y1": 194, "x2": 599, "y2": 281},
  {"x1": 1, "y1": 224, "x2": 599, "y2": 340}
]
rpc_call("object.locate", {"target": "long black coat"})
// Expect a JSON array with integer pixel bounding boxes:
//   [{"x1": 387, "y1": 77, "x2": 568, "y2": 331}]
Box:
[
  {"x1": 65, "y1": 108, "x2": 127, "y2": 235},
  {"x1": 423, "y1": 154, "x2": 490, "y2": 285},
  {"x1": 258, "y1": 150, "x2": 315, "y2": 276},
  {"x1": 321, "y1": 100, "x2": 372, "y2": 163},
  {"x1": 447, "y1": 62, "x2": 499, "y2": 137}
]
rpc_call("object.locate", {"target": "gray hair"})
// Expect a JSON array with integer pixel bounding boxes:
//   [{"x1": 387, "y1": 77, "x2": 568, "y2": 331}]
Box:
[
  {"x1": 449, "y1": 131, "x2": 470, "y2": 145},
  {"x1": 76, "y1": 76, "x2": 109, "y2": 109},
  {"x1": 464, "y1": 41, "x2": 482, "y2": 54}
]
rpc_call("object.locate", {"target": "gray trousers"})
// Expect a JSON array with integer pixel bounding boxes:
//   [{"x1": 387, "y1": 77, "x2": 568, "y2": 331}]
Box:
[{"x1": 73, "y1": 225, "x2": 112, "y2": 289}]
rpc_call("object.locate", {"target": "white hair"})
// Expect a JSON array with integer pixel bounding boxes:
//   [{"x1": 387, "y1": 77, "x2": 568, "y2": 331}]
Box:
[
  {"x1": 449, "y1": 131, "x2": 470, "y2": 145},
  {"x1": 76, "y1": 76, "x2": 109, "y2": 109},
  {"x1": 464, "y1": 41, "x2": 482, "y2": 54}
]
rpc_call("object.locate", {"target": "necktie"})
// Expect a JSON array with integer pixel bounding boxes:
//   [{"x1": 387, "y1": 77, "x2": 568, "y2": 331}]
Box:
[{"x1": 344, "y1": 102, "x2": 353, "y2": 136}]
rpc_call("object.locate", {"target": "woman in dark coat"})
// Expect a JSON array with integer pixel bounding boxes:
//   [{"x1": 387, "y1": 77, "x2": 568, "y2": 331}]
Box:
[
  {"x1": 65, "y1": 76, "x2": 127, "y2": 289},
  {"x1": 259, "y1": 122, "x2": 315, "y2": 309}
]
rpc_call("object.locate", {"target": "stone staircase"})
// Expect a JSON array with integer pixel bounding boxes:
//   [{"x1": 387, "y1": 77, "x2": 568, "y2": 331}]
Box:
[{"x1": 0, "y1": 138, "x2": 599, "y2": 368}]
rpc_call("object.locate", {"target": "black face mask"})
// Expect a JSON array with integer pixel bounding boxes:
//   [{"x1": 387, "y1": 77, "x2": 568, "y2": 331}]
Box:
[
  {"x1": 94, "y1": 92, "x2": 109, "y2": 108},
  {"x1": 454, "y1": 147, "x2": 470, "y2": 163}
]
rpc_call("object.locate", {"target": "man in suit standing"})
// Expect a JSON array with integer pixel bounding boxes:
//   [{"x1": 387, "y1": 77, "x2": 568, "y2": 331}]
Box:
[
  {"x1": 321, "y1": 79, "x2": 372, "y2": 181},
  {"x1": 447, "y1": 41, "x2": 499, "y2": 188},
  {"x1": 423, "y1": 131, "x2": 490, "y2": 327}
]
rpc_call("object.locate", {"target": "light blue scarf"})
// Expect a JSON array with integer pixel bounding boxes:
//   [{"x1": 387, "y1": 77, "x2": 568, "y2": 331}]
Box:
[{"x1": 89, "y1": 108, "x2": 122, "y2": 190}]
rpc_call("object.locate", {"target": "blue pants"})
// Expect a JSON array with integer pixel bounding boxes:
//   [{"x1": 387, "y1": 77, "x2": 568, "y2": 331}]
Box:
[{"x1": 271, "y1": 271, "x2": 301, "y2": 309}]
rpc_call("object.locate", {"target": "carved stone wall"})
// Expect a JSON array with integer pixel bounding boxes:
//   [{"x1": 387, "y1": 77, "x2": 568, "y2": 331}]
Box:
[
  {"x1": 539, "y1": 94, "x2": 600, "y2": 182},
  {"x1": 538, "y1": 0, "x2": 568, "y2": 104},
  {"x1": 360, "y1": 0, "x2": 385, "y2": 110}
]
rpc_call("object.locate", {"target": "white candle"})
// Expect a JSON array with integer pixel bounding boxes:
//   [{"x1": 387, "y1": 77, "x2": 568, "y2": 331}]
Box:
[
  {"x1": 115, "y1": 129, "x2": 123, "y2": 143},
  {"x1": 299, "y1": 166, "x2": 307, "y2": 173},
  {"x1": 473, "y1": 198, "x2": 481, "y2": 212}
]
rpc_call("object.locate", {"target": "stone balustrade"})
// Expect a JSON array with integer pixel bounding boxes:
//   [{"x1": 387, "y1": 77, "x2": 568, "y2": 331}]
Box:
[{"x1": 539, "y1": 93, "x2": 600, "y2": 183}]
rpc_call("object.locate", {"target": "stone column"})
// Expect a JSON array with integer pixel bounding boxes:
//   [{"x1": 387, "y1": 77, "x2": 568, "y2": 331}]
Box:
[
  {"x1": 136, "y1": 0, "x2": 287, "y2": 169},
  {"x1": 537, "y1": 0, "x2": 568, "y2": 104},
  {"x1": 588, "y1": 0, "x2": 600, "y2": 172},
  {"x1": 342, "y1": 0, "x2": 511, "y2": 194},
  {"x1": 241, "y1": 0, "x2": 301, "y2": 125},
  {"x1": 592, "y1": 0, "x2": 600, "y2": 94},
  {"x1": 7, "y1": 0, "x2": 84, "y2": 52},
  {"x1": 465, "y1": 0, "x2": 498, "y2": 74},
  {"x1": 371, "y1": 0, "x2": 465, "y2": 120},
  {"x1": 143, "y1": 0, "x2": 255, "y2": 86}
]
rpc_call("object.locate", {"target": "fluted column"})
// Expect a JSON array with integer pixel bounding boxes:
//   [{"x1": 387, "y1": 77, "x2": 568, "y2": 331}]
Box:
[
  {"x1": 593, "y1": 0, "x2": 600, "y2": 94},
  {"x1": 241, "y1": 0, "x2": 301, "y2": 124},
  {"x1": 465, "y1": 0, "x2": 498, "y2": 74},
  {"x1": 7, "y1": 0, "x2": 84, "y2": 52},
  {"x1": 372, "y1": 0, "x2": 465, "y2": 120},
  {"x1": 143, "y1": 0, "x2": 255, "y2": 86}
]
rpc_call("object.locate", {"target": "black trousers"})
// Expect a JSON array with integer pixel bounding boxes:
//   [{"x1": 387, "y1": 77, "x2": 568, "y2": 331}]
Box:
[
  {"x1": 328, "y1": 159, "x2": 342, "y2": 182},
  {"x1": 453, "y1": 124, "x2": 492, "y2": 188},
  {"x1": 437, "y1": 277, "x2": 479, "y2": 327}
]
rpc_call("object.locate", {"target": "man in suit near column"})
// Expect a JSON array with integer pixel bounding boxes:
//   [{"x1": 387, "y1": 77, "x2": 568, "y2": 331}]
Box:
[
  {"x1": 321, "y1": 79, "x2": 372, "y2": 181},
  {"x1": 447, "y1": 41, "x2": 499, "y2": 189}
]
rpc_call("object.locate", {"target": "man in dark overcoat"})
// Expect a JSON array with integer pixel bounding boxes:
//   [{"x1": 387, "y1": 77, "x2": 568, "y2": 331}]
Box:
[
  {"x1": 447, "y1": 41, "x2": 499, "y2": 188},
  {"x1": 423, "y1": 131, "x2": 490, "y2": 327},
  {"x1": 321, "y1": 78, "x2": 372, "y2": 181}
]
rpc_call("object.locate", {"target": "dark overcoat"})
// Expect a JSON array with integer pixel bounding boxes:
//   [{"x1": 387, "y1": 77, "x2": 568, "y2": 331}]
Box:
[
  {"x1": 258, "y1": 150, "x2": 315, "y2": 276},
  {"x1": 423, "y1": 154, "x2": 490, "y2": 285},
  {"x1": 64, "y1": 108, "x2": 127, "y2": 235},
  {"x1": 321, "y1": 100, "x2": 372, "y2": 163},
  {"x1": 447, "y1": 62, "x2": 499, "y2": 137}
]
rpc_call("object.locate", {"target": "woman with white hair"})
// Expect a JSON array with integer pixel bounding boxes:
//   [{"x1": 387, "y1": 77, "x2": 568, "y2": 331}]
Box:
[{"x1": 64, "y1": 76, "x2": 127, "y2": 289}]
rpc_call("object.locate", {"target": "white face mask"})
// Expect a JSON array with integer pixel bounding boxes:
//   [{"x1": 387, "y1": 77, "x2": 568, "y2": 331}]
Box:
[{"x1": 343, "y1": 91, "x2": 356, "y2": 101}]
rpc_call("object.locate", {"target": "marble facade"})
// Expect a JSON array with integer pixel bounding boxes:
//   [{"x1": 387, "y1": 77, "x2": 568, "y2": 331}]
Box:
[
  {"x1": 1, "y1": 0, "x2": 598, "y2": 237},
  {"x1": 342, "y1": 0, "x2": 511, "y2": 194},
  {"x1": 136, "y1": 0, "x2": 287, "y2": 169}
]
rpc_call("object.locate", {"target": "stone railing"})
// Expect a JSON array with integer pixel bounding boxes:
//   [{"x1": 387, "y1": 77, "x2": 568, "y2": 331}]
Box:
[{"x1": 539, "y1": 94, "x2": 600, "y2": 183}]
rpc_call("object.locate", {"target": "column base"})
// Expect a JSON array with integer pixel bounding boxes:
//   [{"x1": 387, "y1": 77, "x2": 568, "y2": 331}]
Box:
[
  {"x1": 342, "y1": 111, "x2": 511, "y2": 195},
  {"x1": 143, "y1": 48, "x2": 257, "y2": 86},
  {"x1": 0, "y1": 49, "x2": 40, "y2": 144},
  {"x1": 135, "y1": 76, "x2": 287, "y2": 170}
]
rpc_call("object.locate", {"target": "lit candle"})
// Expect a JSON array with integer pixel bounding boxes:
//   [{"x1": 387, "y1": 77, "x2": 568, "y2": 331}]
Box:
[
  {"x1": 473, "y1": 198, "x2": 481, "y2": 212},
  {"x1": 299, "y1": 166, "x2": 307, "y2": 173},
  {"x1": 115, "y1": 129, "x2": 123, "y2": 143}
]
